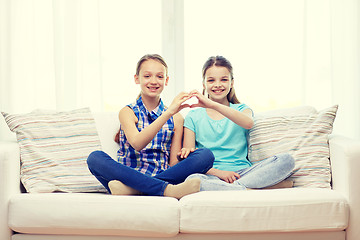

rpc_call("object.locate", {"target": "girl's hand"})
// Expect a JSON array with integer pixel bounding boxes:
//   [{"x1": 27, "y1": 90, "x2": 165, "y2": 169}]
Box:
[
  {"x1": 177, "y1": 147, "x2": 196, "y2": 161},
  {"x1": 208, "y1": 168, "x2": 240, "y2": 183},
  {"x1": 167, "y1": 92, "x2": 192, "y2": 115},
  {"x1": 189, "y1": 90, "x2": 214, "y2": 109},
  {"x1": 189, "y1": 90, "x2": 254, "y2": 129}
]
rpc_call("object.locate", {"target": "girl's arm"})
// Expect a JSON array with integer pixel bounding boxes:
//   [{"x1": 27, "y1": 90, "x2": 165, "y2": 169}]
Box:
[
  {"x1": 191, "y1": 90, "x2": 254, "y2": 129},
  {"x1": 168, "y1": 113, "x2": 184, "y2": 166},
  {"x1": 120, "y1": 92, "x2": 191, "y2": 152},
  {"x1": 177, "y1": 127, "x2": 196, "y2": 159},
  {"x1": 206, "y1": 168, "x2": 240, "y2": 183},
  {"x1": 119, "y1": 107, "x2": 173, "y2": 152},
  {"x1": 210, "y1": 103, "x2": 253, "y2": 129},
  {"x1": 182, "y1": 127, "x2": 196, "y2": 149}
]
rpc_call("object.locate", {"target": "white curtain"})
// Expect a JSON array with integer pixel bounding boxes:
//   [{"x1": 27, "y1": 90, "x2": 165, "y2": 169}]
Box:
[
  {"x1": 1, "y1": 0, "x2": 103, "y2": 113},
  {"x1": 0, "y1": 0, "x2": 359, "y2": 140},
  {"x1": 328, "y1": 0, "x2": 360, "y2": 140}
]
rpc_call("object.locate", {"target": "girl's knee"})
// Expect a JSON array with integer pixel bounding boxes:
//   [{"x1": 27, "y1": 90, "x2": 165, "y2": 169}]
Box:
[
  {"x1": 196, "y1": 148, "x2": 215, "y2": 163},
  {"x1": 87, "y1": 150, "x2": 104, "y2": 168},
  {"x1": 186, "y1": 173, "x2": 205, "y2": 181},
  {"x1": 277, "y1": 153, "x2": 295, "y2": 170}
]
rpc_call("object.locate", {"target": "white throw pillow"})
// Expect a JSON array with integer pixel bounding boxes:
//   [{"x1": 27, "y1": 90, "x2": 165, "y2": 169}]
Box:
[
  {"x1": 2, "y1": 108, "x2": 106, "y2": 193},
  {"x1": 248, "y1": 105, "x2": 338, "y2": 188}
]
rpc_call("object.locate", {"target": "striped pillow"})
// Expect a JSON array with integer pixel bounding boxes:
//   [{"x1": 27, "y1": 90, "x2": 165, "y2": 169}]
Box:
[
  {"x1": 2, "y1": 108, "x2": 106, "y2": 193},
  {"x1": 248, "y1": 105, "x2": 338, "y2": 188}
]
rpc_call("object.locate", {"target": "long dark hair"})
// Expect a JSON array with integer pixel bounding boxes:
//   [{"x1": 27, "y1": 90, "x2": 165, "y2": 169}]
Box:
[{"x1": 202, "y1": 56, "x2": 240, "y2": 104}]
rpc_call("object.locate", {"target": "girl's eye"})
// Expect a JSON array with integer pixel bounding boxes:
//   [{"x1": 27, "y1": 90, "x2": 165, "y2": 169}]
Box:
[
  {"x1": 157, "y1": 75, "x2": 164, "y2": 79},
  {"x1": 144, "y1": 75, "x2": 150, "y2": 78},
  {"x1": 207, "y1": 79, "x2": 214, "y2": 82},
  {"x1": 222, "y1": 78, "x2": 229, "y2": 82}
]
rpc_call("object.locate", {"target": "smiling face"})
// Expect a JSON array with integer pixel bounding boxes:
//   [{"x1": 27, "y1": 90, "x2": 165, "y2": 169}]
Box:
[
  {"x1": 203, "y1": 65, "x2": 233, "y2": 104},
  {"x1": 135, "y1": 59, "x2": 169, "y2": 98}
]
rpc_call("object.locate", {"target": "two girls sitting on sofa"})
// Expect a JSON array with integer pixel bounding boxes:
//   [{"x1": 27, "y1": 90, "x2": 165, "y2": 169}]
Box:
[{"x1": 87, "y1": 54, "x2": 294, "y2": 199}]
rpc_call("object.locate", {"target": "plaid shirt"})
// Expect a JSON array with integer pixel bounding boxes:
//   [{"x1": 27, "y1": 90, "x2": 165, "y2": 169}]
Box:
[{"x1": 117, "y1": 96, "x2": 174, "y2": 176}]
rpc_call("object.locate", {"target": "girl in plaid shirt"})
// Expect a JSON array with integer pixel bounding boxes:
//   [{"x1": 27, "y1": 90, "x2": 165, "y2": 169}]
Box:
[{"x1": 87, "y1": 54, "x2": 214, "y2": 199}]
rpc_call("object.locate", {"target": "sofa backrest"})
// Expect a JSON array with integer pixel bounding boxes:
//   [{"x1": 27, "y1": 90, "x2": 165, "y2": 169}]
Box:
[{"x1": 92, "y1": 112, "x2": 120, "y2": 161}]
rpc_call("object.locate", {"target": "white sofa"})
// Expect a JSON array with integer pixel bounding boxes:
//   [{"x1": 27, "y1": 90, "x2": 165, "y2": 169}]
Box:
[{"x1": 1, "y1": 111, "x2": 360, "y2": 240}]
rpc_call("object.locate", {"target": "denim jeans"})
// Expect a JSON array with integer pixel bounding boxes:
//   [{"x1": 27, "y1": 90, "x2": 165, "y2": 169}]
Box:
[
  {"x1": 186, "y1": 153, "x2": 295, "y2": 191},
  {"x1": 87, "y1": 148, "x2": 214, "y2": 196}
]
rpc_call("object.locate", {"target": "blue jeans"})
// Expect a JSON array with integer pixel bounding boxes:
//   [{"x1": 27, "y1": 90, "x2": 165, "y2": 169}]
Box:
[
  {"x1": 87, "y1": 148, "x2": 214, "y2": 196},
  {"x1": 186, "y1": 153, "x2": 295, "y2": 191}
]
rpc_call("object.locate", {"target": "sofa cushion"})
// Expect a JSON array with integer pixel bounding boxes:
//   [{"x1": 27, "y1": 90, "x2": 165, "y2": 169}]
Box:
[
  {"x1": 180, "y1": 188, "x2": 348, "y2": 233},
  {"x1": 2, "y1": 108, "x2": 106, "y2": 193},
  {"x1": 248, "y1": 105, "x2": 338, "y2": 188},
  {"x1": 8, "y1": 193, "x2": 179, "y2": 237}
]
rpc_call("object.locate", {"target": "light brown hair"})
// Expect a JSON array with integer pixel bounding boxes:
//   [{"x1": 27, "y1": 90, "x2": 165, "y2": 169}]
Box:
[{"x1": 135, "y1": 54, "x2": 168, "y2": 76}]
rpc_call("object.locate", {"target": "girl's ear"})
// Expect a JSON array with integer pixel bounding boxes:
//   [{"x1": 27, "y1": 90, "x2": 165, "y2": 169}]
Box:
[
  {"x1": 165, "y1": 76, "x2": 169, "y2": 86},
  {"x1": 231, "y1": 78, "x2": 234, "y2": 88},
  {"x1": 134, "y1": 74, "x2": 140, "y2": 84}
]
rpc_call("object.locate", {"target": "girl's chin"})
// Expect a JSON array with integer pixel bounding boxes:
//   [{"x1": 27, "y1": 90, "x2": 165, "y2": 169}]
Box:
[
  {"x1": 209, "y1": 93, "x2": 226, "y2": 99},
  {"x1": 142, "y1": 89, "x2": 162, "y2": 97},
  {"x1": 209, "y1": 94, "x2": 229, "y2": 103}
]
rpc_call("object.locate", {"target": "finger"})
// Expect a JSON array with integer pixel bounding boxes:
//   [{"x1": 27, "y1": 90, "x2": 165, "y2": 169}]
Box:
[
  {"x1": 180, "y1": 149, "x2": 186, "y2": 158},
  {"x1": 190, "y1": 103, "x2": 201, "y2": 108},
  {"x1": 183, "y1": 150, "x2": 190, "y2": 159},
  {"x1": 189, "y1": 89, "x2": 199, "y2": 95},
  {"x1": 226, "y1": 176, "x2": 232, "y2": 183},
  {"x1": 191, "y1": 91, "x2": 202, "y2": 98},
  {"x1": 180, "y1": 96, "x2": 191, "y2": 102},
  {"x1": 180, "y1": 93, "x2": 191, "y2": 100},
  {"x1": 179, "y1": 104, "x2": 191, "y2": 110},
  {"x1": 231, "y1": 175, "x2": 237, "y2": 183}
]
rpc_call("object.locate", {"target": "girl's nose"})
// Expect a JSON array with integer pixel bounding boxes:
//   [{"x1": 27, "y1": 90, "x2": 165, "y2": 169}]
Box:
[
  {"x1": 214, "y1": 80, "x2": 221, "y2": 87},
  {"x1": 150, "y1": 76, "x2": 157, "y2": 83}
]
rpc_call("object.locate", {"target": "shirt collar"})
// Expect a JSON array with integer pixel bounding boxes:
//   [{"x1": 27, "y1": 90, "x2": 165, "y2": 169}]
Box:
[{"x1": 136, "y1": 96, "x2": 166, "y2": 121}]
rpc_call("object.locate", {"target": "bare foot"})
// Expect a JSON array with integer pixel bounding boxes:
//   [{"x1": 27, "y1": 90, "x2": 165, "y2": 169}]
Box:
[
  {"x1": 164, "y1": 178, "x2": 201, "y2": 199},
  {"x1": 108, "y1": 180, "x2": 141, "y2": 195},
  {"x1": 264, "y1": 180, "x2": 294, "y2": 189}
]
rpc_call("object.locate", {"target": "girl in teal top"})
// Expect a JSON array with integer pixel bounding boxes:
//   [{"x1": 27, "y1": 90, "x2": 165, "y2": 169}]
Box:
[
  {"x1": 181, "y1": 56, "x2": 295, "y2": 190},
  {"x1": 184, "y1": 103, "x2": 251, "y2": 172}
]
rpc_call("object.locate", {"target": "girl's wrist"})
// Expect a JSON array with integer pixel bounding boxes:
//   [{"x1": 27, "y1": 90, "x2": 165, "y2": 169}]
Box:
[
  {"x1": 163, "y1": 108, "x2": 175, "y2": 118},
  {"x1": 208, "y1": 100, "x2": 220, "y2": 110}
]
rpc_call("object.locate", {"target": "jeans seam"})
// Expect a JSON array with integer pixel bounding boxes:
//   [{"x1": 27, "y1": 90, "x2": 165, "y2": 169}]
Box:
[{"x1": 160, "y1": 182, "x2": 168, "y2": 196}]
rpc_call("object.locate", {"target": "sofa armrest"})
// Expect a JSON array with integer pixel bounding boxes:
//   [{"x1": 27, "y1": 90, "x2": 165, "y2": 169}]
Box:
[
  {"x1": 329, "y1": 135, "x2": 360, "y2": 240},
  {"x1": 0, "y1": 141, "x2": 21, "y2": 240}
]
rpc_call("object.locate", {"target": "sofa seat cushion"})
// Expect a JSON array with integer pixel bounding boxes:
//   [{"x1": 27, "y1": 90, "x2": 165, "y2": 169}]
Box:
[
  {"x1": 8, "y1": 193, "x2": 179, "y2": 237},
  {"x1": 180, "y1": 188, "x2": 349, "y2": 233}
]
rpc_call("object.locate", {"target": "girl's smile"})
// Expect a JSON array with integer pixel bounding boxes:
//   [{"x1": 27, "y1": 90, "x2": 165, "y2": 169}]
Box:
[
  {"x1": 147, "y1": 86, "x2": 160, "y2": 92},
  {"x1": 135, "y1": 59, "x2": 169, "y2": 97},
  {"x1": 211, "y1": 88, "x2": 226, "y2": 94},
  {"x1": 203, "y1": 66, "x2": 233, "y2": 104}
]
